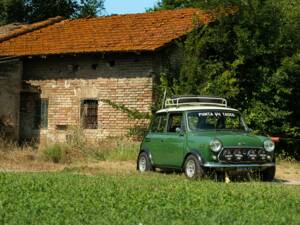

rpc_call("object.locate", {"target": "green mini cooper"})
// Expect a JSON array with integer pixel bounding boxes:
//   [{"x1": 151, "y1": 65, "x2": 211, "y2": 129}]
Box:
[{"x1": 137, "y1": 96, "x2": 276, "y2": 181}]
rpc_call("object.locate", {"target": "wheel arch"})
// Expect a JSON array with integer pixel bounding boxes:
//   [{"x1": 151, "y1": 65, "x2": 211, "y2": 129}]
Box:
[
  {"x1": 182, "y1": 149, "x2": 205, "y2": 169},
  {"x1": 137, "y1": 149, "x2": 154, "y2": 170}
]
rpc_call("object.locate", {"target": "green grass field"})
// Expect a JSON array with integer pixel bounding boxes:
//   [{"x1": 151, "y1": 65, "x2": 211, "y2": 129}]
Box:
[{"x1": 0, "y1": 172, "x2": 299, "y2": 225}]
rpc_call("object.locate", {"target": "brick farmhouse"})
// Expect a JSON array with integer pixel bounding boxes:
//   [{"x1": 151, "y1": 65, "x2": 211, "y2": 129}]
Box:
[{"x1": 0, "y1": 8, "x2": 212, "y2": 144}]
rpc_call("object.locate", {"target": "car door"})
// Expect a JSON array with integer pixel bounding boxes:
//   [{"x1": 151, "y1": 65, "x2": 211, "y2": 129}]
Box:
[
  {"x1": 144, "y1": 113, "x2": 167, "y2": 166},
  {"x1": 162, "y1": 112, "x2": 185, "y2": 167}
]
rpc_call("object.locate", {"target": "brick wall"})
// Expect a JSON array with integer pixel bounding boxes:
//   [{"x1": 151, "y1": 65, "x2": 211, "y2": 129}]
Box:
[
  {"x1": 0, "y1": 59, "x2": 22, "y2": 140},
  {"x1": 22, "y1": 54, "x2": 154, "y2": 143}
]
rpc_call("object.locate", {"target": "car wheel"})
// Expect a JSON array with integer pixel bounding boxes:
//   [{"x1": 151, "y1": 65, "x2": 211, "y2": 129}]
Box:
[
  {"x1": 138, "y1": 152, "x2": 153, "y2": 172},
  {"x1": 215, "y1": 171, "x2": 225, "y2": 182},
  {"x1": 184, "y1": 155, "x2": 205, "y2": 180},
  {"x1": 260, "y1": 166, "x2": 276, "y2": 181}
]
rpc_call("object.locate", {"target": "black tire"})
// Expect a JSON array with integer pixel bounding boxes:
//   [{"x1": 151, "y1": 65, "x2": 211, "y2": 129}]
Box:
[
  {"x1": 183, "y1": 155, "x2": 205, "y2": 180},
  {"x1": 137, "y1": 152, "x2": 153, "y2": 172},
  {"x1": 215, "y1": 171, "x2": 225, "y2": 182},
  {"x1": 260, "y1": 166, "x2": 276, "y2": 181}
]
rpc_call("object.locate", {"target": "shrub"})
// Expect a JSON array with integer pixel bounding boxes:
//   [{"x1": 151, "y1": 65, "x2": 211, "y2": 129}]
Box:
[
  {"x1": 127, "y1": 125, "x2": 148, "y2": 141},
  {"x1": 105, "y1": 138, "x2": 139, "y2": 161},
  {"x1": 82, "y1": 137, "x2": 139, "y2": 161},
  {"x1": 66, "y1": 125, "x2": 87, "y2": 150},
  {"x1": 43, "y1": 144, "x2": 65, "y2": 163},
  {"x1": 83, "y1": 145, "x2": 108, "y2": 161}
]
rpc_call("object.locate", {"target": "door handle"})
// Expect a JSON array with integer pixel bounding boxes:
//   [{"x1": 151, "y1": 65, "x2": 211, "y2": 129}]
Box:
[{"x1": 145, "y1": 138, "x2": 151, "y2": 142}]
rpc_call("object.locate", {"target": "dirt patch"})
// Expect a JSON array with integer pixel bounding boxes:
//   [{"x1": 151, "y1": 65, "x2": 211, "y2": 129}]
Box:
[
  {"x1": 0, "y1": 152, "x2": 299, "y2": 184},
  {"x1": 0, "y1": 151, "x2": 136, "y2": 174},
  {"x1": 64, "y1": 161, "x2": 137, "y2": 175},
  {"x1": 275, "y1": 161, "x2": 300, "y2": 185},
  {"x1": 0, "y1": 151, "x2": 64, "y2": 172}
]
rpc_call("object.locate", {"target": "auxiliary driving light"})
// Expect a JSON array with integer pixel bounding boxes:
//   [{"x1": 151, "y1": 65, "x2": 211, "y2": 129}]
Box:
[
  {"x1": 248, "y1": 149, "x2": 257, "y2": 160},
  {"x1": 224, "y1": 149, "x2": 233, "y2": 161},
  {"x1": 258, "y1": 149, "x2": 267, "y2": 160},
  {"x1": 234, "y1": 149, "x2": 243, "y2": 161}
]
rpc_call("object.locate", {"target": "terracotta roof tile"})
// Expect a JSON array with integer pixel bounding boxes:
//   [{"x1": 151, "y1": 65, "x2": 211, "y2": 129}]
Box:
[
  {"x1": 0, "y1": 16, "x2": 64, "y2": 43},
  {"x1": 0, "y1": 8, "x2": 213, "y2": 57},
  {"x1": 0, "y1": 23, "x2": 27, "y2": 36}
]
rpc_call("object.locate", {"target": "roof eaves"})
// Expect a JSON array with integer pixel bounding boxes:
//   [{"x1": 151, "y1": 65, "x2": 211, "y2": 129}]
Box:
[{"x1": 5, "y1": 48, "x2": 156, "y2": 58}]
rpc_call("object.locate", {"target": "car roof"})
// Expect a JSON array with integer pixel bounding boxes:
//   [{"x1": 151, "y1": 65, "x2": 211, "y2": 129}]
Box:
[{"x1": 156, "y1": 106, "x2": 239, "y2": 114}]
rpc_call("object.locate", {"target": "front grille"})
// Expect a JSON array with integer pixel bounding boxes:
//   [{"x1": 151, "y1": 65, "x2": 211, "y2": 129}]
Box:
[{"x1": 218, "y1": 148, "x2": 269, "y2": 163}]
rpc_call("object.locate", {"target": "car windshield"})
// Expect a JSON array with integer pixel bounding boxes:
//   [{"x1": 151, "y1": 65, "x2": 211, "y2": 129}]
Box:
[{"x1": 187, "y1": 111, "x2": 247, "y2": 131}]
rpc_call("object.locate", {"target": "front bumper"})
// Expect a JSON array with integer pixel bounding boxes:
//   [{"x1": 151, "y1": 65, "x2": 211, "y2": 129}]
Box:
[{"x1": 203, "y1": 162, "x2": 275, "y2": 170}]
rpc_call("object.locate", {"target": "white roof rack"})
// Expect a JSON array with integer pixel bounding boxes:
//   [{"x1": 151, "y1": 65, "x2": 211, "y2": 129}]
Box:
[{"x1": 165, "y1": 96, "x2": 227, "y2": 108}]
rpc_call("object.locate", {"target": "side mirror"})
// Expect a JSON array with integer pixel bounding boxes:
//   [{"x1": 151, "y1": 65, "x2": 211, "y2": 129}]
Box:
[
  {"x1": 176, "y1": 127, "x2": 184, "y2": 136},
  {"x1": 175, "y1": 127, "x2": 181, "y2": 133}
]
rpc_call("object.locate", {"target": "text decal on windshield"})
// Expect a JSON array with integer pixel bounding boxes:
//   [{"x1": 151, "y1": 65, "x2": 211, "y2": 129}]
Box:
[{"x1": 198, "y1": 112, "x2": 236, "y2": 117}]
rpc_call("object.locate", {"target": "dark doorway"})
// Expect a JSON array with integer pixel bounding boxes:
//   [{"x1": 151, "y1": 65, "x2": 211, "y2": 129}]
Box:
[{"x1": 19, "y1": 92, "x2": 47, "y2": 143}]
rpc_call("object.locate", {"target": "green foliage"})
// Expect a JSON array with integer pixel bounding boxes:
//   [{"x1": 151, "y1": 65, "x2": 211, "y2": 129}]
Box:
[
  {"x1": 0, "y1": 0, "x2": 105, "y2": 25},
  {"x1": 76, "y1": 0, "x2": 104, "y2": 18},
  {"x1": 41, "y1": 134, "x2": 139, "y2": 163},
  {"x1": 99, "y1": 99, "x2": 151, "y2": 140},
  {"x1": 0, "y1": 0, "x2": 26, "y2": 25},
  {"x1": 0, "y1": 172, "x2": 299, "y2": 224},
  {"x1": 104, "y1": 138, "x2": 139, "y2": 161},
  {"x1": 100, "y1": 99, "x2": 151, "y2": 120},
  {"x1": 154, "y1": 0, "x2": 300, "y2": 158},
  {"x1": 77, "y1": 137, "x2": 139, "y2": 162},
  {"x1": 127, "y1": 125, "x2": 148, "y2": 141},
  {"x1": 25, "y1": 0, "x2": 79, "y2": 23},
  {"x1": 43, "y1": 144, "x2": 65, "y2": 163},
  {"x1": 153, "y1": 0, "x2": 241, "y2": 11}
]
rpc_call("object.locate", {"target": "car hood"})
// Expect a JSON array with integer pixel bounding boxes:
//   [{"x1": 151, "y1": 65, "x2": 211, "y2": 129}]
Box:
[
  {"x1": 215, "y1": 131, "x2": 264, "y2": 148},
  {"x1": 191, "y1": 131, "x2": 266, "y2": 148}
]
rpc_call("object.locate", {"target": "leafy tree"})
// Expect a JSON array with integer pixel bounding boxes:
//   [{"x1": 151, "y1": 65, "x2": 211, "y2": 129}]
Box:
[
  {"x1": 155, "y1": 0, "x2": 300, "y2": 158},
  {"x1": 0, "y1": 0, "x2": 105, "y2": 25},
  {"x1": 153, "y1": 0, "x2": 241, "y2": 10},
  {"x1": 24, "y1": 0, "x2": 79, "y2": 23},
  {"x1": 0, "y1": 0, "x2": 27, "y2": 25},
  {"x1": 77, "y1": 0, "x2": 105, "y2": 18}
]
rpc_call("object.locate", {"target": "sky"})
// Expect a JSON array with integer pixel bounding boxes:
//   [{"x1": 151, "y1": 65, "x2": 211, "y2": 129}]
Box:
[{"x1": 104, "y1": 0, "x2": 159, "y2": 15}]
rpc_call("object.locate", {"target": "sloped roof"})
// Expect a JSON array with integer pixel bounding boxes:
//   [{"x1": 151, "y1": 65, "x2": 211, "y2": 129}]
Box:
[
  {"x1": 0, "y1": 8, "x2": 213, "y2": 57},
  {"x1": 0, "y1": 17, "x2": 64, "y2": 43}
]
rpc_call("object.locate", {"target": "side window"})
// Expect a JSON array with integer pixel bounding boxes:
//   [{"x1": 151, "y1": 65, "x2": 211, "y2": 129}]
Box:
[
  {"x1": 81, "y1": 100, "x2": 98, "y2": 129},
  {"x1": 167, "y1": 113, "x2": 183, "y2": 132},
  {"x1": 150, "y1": 113, "x2": 167, "y2": 132}
]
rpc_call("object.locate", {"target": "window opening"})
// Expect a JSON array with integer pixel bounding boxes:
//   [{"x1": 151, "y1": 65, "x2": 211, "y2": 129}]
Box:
[
  {"x1": 167, "y1": 113, "x2": 183, "y2": 132},
  {"x1": 150, "y1": 113, "x2": 167, "y2": 132},
  {"x1": 81, "y1": 100, "x2": 98, "y2": 129}
]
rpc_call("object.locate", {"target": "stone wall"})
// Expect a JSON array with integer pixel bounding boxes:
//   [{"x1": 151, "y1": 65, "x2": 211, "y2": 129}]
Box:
[
  {"x1": 0, "y1": 59, "x2": 22, "y2": 140},
  {"x1": 22, "y1": 54, "x2": 154, "y2": 143}
]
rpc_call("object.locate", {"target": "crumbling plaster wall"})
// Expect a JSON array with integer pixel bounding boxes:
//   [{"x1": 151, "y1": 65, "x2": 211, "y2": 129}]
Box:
[{"x1": 0, "y1": 59, "x2": 22, "y2": 140}]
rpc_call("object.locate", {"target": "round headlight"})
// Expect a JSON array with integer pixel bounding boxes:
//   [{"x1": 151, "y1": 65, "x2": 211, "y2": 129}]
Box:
[
  {"x1": 264, "y1": 139, "x2": 275, "y2": 152},
  {"x1": 210, "y1": 139, "x2": 222, "y2": 152}
]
